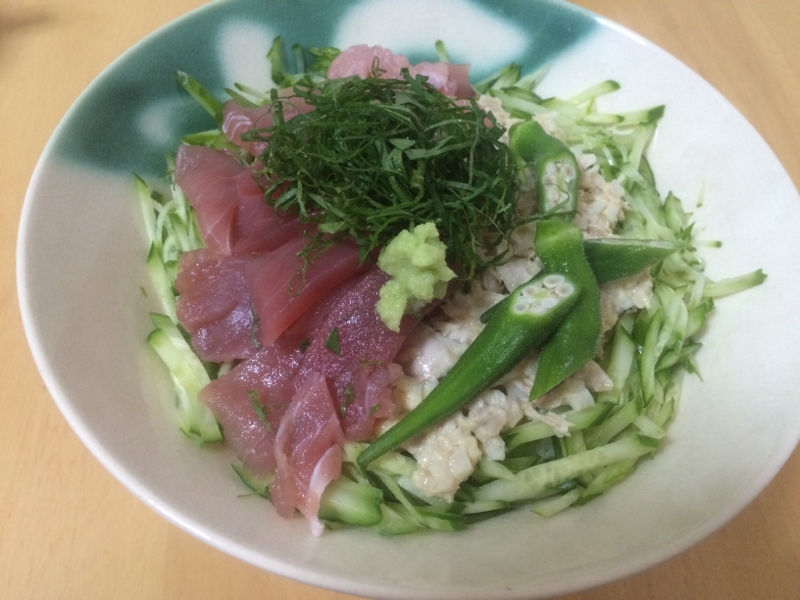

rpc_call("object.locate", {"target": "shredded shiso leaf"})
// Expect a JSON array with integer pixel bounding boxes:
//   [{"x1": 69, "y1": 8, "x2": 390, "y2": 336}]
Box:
[{"x1": 250, "y1": 69, "x2": 523, "y2": 279}]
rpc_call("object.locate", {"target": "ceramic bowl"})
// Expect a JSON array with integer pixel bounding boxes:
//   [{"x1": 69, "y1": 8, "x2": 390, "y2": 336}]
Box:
[{"x1": 17, "y1": 1, "x2": 800, "y2": 598}]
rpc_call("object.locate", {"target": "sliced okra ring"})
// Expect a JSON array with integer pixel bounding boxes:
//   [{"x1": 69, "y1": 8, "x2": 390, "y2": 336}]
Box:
[
  {"x1": 481, "y1": 237, "x2": 682, "y2": 324},
  {"x1": 508, "y1": 120, "x2": 579, "y2": 218}
]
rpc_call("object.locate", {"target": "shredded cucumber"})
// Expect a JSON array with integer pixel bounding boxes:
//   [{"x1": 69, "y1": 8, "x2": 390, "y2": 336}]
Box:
[
  {"x1": 139, "y1": 161, "x2": 218, "y2": 443},
  {"x1": 147, "y1": 314, "x2": 222, "y2": 443},
  {"x1": 474, "y1": 435, "x2": 659, "y2": 503}
]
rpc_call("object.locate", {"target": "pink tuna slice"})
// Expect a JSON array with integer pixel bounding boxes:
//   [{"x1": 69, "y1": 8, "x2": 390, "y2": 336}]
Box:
[
  {"x1": 271, "y1": 371, "x2": 345, "y2": 536},
  {"x1": 410, "y1": 62, "x2": 474, "y2": 98},
  {"x1": 222, "y1": 90, "x2": 315, "y2": 157},
  {"x1": 199, "y1": 341, "x2": 302, "y2": 477},
  {"x1": 295, "y1": 268, "x2": 418, "y2": 440},
  {"x1": 196, "y1": 268, "x2": 425, "y2": 501},
  {"x1": 245, "y1": 237, "x2": 367, "y2": 347},
  {"x1": 328, "y1": 45, "x2": 474, "y2": 98},
  {"x1": 328, "y1": 44, "x2": 412, "y2": 80},
  {"x1": 175, "y1": 144, "x2": 302, "y2": 255},
  {"x1": 175, "y1": 248, "x2": 258, "y2": 362}
]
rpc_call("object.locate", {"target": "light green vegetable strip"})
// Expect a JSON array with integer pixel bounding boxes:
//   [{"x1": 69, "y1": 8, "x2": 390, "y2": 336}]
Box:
[
  {"x1": 576, "y1": 457, "x2": 639, "y2": 504},
  {"x1": 702, "y1": 270, "x2": 767, "y2": 298},
  {"x1": 176, "y1": 71, "x2": 223, "y2": 124},
  {"x1": 135, "y1": 175, "x2": 158, "y2": 245},
  {"x1": 584, "y1": 396, "x2": 643, "y2": 449},
  {"x1": 597, "y1": 316, "x2": 636, "y2": 404},
  {"x1": 530, "y1": 486, "x2": 584, "y2": 517},
  {"x1": 474, "y1": 436, "x2": 659, "y2": 503},
  {"x1": 318, "y1": 478, "x2": 383, "y2": 527},
  {"x1": 146, "y1": 245, "x2": 177, "y2": 322},
  {"x1": 567, "y1": 80, "x2": 621, "y2": 105},
  {"x1": 634, "y1": 414, "x2": 666, "y2": 439},
  {"x1": 504, "y1": 402, "x2": 612, "y2": 450},
  {"x1": 638, "y1": 310, "x2": 664, "y2": 403},
  {"x1": 147, "y1": 313, "x2": 222, "y2": 443},
  {"x1": 376, "y1": 504, "x2": 420, "y2": 535}
]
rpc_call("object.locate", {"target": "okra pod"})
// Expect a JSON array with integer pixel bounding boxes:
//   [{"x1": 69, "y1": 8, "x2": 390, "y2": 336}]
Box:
[
  {"x1": 508, "y1": 120, "x2": 579, "y2": 218},
  {"x1": 358, "y1": 270, "x2": 581, "y2": 467},
  {"x1": 582, "y1": 237, "x2": 684, "y2": 284},
  {"x1": 530, "y1": 219, "x2": 602, "y2": 399}
]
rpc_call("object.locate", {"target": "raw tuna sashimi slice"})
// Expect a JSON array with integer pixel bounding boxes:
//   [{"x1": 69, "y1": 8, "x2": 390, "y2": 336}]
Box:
[
  {"x1": 295, "y1": 268, "x2": 420, "y2": 440},
  {"x1": 245, "y1": 237, "x2": 367, "y2": 347},
  {"x1": 199, "y1": 342, "x2": 302, "y2": 477},
  {"x1": 277, "y1": 274, "x2": 357, "y2": 349},
  {"x1": 327, "y1": 45, "x2": 412, "y2": 80},
  {"x1": 175, "y1": 248, "x2": 258, "y2": 362},
  {"x1": 189, "y1": 302, "x2": 257, "y2": 363},
  {"x1": 222, "y1": 90, "x2": 314, "y2": 156},
  {"x1": 327, "y1": 45, "x2": 473, "y2": 98},
  {"x1": 410, "y1": 62, "x2": 474, "y2": 98},
  {"x1": 271, "y1": 372, "x2": 345, "y2": 536},
  {"x1": 175, "y1": 144, "x2": 302, "y2": 255}
]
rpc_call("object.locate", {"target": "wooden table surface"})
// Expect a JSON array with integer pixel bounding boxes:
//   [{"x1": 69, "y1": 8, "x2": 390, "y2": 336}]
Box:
[{"x1": 2, "y1": 1, "x2": 799, "y2": 598}]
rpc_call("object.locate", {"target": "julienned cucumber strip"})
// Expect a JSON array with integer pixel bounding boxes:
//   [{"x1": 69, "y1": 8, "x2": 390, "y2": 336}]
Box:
[
  {"x1": 137, "y1": 158, "x2": 203, "y2": 319},
  {"x1": 530, "y1": 485, "x2": 584, "y2": 517},
  {"x1": 474, "y1": 435, "x2": 659, "y2": 503},
  {"x1": 584, "y1": 397, "x2": 643, "y2": 449},
  {"x1": 147, "y1": 314, "x2": 222, "y2": 443},
  {"x1": 702, "y1": 270, "x2": 767, "y2": 298},
  {"x1": 141, "y1": 161, "x2": 219, "y2": 443},
  {"x1": 575, "y1": 457, "x2": 638, "y2": 505},
  {"x1": 596, "y1": 316, "x2": 636, "y2": 404},
  {"x1": 232, "y1": 461, "x2": 272, "y2": 497},
  {"x1": 318, "y1": 478, "x2": 384, "y2": 527},
  {"x1": 503, "y1": 402, "x2": 612, "y2": 450},
  {"x1": 232, "y1": 461, "x2": 384, "y2": 528},
  {"x1": 147, "y1": 244, "x2": 177, "y2": 322}
]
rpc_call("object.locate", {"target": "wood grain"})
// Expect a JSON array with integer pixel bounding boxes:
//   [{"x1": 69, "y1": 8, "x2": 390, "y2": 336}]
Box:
[{"x1": 2, "y1": 1, "x2": 798, "y2": 598}]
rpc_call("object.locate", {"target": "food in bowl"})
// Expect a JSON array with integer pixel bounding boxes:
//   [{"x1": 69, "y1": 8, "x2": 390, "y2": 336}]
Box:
[{"x1": 137, "y1": 39, "x2": 765, "y2": 536}]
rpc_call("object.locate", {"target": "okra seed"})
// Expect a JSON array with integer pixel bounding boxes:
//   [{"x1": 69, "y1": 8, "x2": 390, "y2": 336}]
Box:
[
  {"x1": 543, "y1": 274, "x2": 565, "y2": 288},
  {"x1": 522, "y1": 284, "x2": 542, "y2": 298},
  {"x1": 514, "y1": 301, "x2": 529, "y2": 313},
  {"x1": 555, "y1": 283, "x2": 575, "y2": 297},
  {"x1": 540, "y1": 297, "x2": 559, "y2": 309},
  {"x1": 529, "y1": 304, "x2": 548, "y2": 315}
]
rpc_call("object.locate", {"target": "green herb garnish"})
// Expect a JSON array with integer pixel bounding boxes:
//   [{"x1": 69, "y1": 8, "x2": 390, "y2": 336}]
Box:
[
  {"x1": 248, "y1": 390, "x2": 271, "y2": 432},
  {"x1": 340, "y1": 384, "x2": 355, "y2": 418},
  {"x1": 267, "y1": 36, "x2": 341, "y2": 89},
  {"x1": 325, "y1": 327, "x2": 341, "y2": 355},
  {"x1": 252, "y1": 70, "x2": 523, "y2": 279}
]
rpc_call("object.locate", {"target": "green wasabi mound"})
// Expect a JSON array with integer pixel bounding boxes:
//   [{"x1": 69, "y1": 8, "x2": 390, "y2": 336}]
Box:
[{"x1": 377, "y1": 222, "x2": 456, "y2": 332}]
